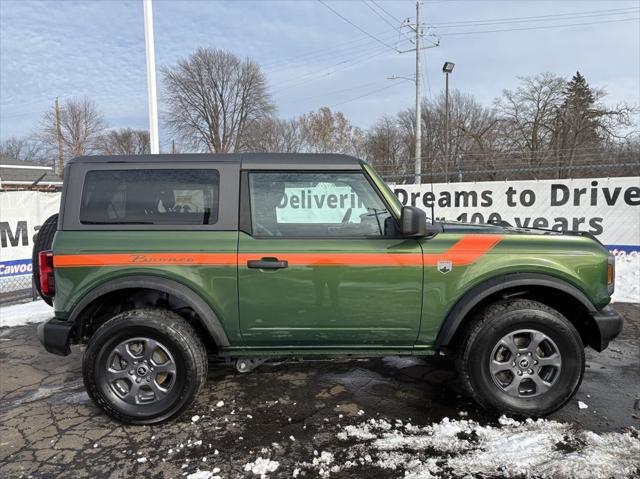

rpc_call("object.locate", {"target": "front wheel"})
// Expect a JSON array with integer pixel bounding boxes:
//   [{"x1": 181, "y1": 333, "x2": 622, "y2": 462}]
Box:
[
  {"x1": 83, "y1": 308, "x2": 208, "y2": 424},
  {"x1": 457, "y1": 299, "x2": 585, "y2": 417}
]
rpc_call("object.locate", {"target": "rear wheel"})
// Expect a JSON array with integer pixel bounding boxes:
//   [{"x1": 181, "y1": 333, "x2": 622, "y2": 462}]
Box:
[
  {"x1": 32, "y1": 214, "x2": 58, "y2": 305},
  {"x1": 457, "y1": 299, "x2": 584, "y2": 417},
  {"x1": 83, "y1": 308, "x2": 208, "y2": 424}
]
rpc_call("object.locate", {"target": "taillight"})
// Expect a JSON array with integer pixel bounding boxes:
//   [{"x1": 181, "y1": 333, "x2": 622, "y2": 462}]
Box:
[
  {"x1": 39, "y1": 250, "x2": 55, "y2": 297},
  {"x1": 607, "y1": 254, "x2": 615, "y2": 295}
]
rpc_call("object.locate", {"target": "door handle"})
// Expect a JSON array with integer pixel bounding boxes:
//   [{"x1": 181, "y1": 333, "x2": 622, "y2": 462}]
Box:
[{"x1": 247, "y1": 257, "x2": 288, "y2": 270}]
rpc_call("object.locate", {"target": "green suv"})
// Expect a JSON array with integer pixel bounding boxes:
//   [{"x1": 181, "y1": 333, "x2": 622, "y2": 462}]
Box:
[{"x1": 35, "y1": 154, "x2": 623, "y2": 424}]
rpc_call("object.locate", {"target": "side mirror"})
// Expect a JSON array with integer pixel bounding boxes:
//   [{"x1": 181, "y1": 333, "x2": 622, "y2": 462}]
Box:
[{"x1": 400, "y1": 206, "x2": 442, "y2": 237}]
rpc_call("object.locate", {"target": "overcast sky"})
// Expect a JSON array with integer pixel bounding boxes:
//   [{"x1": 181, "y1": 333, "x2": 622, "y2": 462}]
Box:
[{"x1": 1, "y1": 0, "x2": 638, "y2": 148}]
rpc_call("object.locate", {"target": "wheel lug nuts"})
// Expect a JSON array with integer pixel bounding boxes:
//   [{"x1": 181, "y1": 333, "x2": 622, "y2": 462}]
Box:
[
  {"x1": 146, "y1": 377, "x2": 151, "y2": 382},
  {"x1": 528, "y1": 352, "x2": 532, "y2": 356},
  {"x1": 511, "y1": 362, "x2": 516, "y2": 367},
  {"x1": 517, "y1": 371, "x2": 523, "y2": 376},
  {"x1": 129, "y1": 370, "x2": 134, "y2": 375},
  {"x1": 534, "y1": 361, "x2": 538, "y2": 365}
]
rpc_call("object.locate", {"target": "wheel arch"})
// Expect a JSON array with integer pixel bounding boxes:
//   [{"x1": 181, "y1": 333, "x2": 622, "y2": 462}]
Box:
[
  {"x1": 68, "y1": 275, "x2": 230, "y2": 348},
  {"x1": 435, "y1": 273, "x2": 599, "y2": 350}
]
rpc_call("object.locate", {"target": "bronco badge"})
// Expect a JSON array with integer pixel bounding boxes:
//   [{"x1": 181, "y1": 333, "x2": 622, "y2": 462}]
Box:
[{"x1": 437, "y1": 260, "x2": 452, "y2": 274}]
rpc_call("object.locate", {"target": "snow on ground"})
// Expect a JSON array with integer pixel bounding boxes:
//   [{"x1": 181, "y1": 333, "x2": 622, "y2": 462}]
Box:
[
  {"x1": 313, "y1": 416, "x2": 640, "y2": 479},
  {"x1": 0, "y1": 300, "x2": 53, "y2": 328},
  {"x1": 243, "y1": 457, "x2": 280, "y2": 478},
  {"x1": 611, "y1": 251, "x2": 640, "y2": 303}
]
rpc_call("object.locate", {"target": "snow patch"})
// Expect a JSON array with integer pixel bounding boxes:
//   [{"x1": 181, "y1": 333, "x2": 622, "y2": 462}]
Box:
[
  {"x1": 611, "y1": 251, "x2": 639, "y2": 303},
  {"x1": 331, "y1": 416, "x2": 640, "y2": 479},
  {"x1": 187, "y1": 471, "x2": 220, "y2": 479},
  {"x1": 243, "y1": 457, "x2": 279, "y2": 477},
  {"x1": 0, "y1": 300, "x2": 53, "y2": 328}
]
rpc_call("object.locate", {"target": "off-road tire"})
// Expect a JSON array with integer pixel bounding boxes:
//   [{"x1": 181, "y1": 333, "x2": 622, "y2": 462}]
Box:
[
  {"x1": 83, "y1": 308, "x2": 208, "y2": 425},
  {"x1": 32, "y1": 214, "x2": 58, "y2": 305},
  {"x1": 456, "y1": 299, "x2": 585, "y2": 417}
]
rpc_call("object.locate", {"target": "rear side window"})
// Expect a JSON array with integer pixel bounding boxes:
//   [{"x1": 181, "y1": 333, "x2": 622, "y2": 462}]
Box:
[{"x1": 80, "y1": 169, "x2": 219, "y2": 225}]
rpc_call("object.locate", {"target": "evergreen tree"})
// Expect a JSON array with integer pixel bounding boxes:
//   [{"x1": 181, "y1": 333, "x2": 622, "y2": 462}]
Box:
[{"x1": 554, "y1": 71, "x2": 602, "y2": 174}]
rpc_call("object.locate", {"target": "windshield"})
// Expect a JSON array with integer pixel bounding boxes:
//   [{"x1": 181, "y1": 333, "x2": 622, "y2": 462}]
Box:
[{"x1": 362, "y1": 162, "x2": 402, "y2": 219}]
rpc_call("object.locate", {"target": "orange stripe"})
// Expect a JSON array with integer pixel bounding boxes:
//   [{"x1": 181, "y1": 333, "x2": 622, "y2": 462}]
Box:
[
  {"x1": 53, "y1": 234, "x2": 503, "y2": 268},
  {"x1": 423, "y1": 234, "x2": 504, "y2": 266},
  {"x1": 54, "y1": 253, "x2": 237, "y2": 268}
]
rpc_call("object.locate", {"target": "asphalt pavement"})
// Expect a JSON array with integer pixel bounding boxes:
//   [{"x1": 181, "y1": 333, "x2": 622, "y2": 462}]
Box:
[{"x1": 0, "y1": 303, "x2": 638, "y2": 478}]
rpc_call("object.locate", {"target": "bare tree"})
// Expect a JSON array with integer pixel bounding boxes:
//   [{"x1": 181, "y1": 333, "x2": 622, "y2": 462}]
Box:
[
  {"x1": 0, "y1": 136, "x2": 48, "y2": 165},
  {"x1": 97, "y1": 128, "x2": 150, "y2": 155},
  {"x1": 40, "y1": 97, "x2": 106, "y2": 161},
  {"x1": 162, "y1": 48, "x2": 275, "y2": 153},
  {"x1": 244, "y1": 117, "x2": 303, "y2": 153},
  {"x1": 494, "y1": 73, "x2": 566, "y2": 173},
  {"x1": 363, "y1": 116, "x2": 410, "y2": 182},
  {"x1": 395, "y1": 91, "x2": 497, "y2": 182},
  {"x1": 299, "y1": 107, "x2": 364, "y2": 156}
]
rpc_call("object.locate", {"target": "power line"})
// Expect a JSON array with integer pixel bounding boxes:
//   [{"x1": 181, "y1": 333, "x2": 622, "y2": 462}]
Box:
[
  {"x1": 364, "y1": 0, "x2": 415, "y2": 45},
  {"x1": 331, "y1": 81, "x2": 404, "y2": 108},
  {"x1": 439, "y1": 16, "x2": 639, "y2": 36},
  {"x1": 370, "y1": 0, "x2": 403, "y2": 24},
  {"x1": 362, "y1": 1, "x2": 398, "y2": 31},
  {"x1": 263, "y1": 28, "x2": 400, "y2": 72},
  {"x1": 264, "y1": 30, "x2": 404, "y2": 75},
  {"x1": 429, "y1": 7, "x2": 638, "y2": 28},
  {"x1": 318, "y1": 0, "x2": 400, "y2": 52},
  {"x1": 278, "y1": 79, "x2": 390, "y2": 106},
  {"x1": 271, "y1": 45, "x2": 393, "y2": 93}
]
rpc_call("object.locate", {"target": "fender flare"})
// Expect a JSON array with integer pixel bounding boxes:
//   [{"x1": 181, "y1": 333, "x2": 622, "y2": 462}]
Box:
[
  {"x1": 434, "y1": 272, "x2": 597, "y2": 349},
  {"x1": 68, "y1": 275, "x2": 230, "y2": 347}
]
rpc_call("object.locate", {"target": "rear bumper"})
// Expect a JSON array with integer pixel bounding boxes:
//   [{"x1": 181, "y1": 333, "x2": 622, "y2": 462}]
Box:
[
  {"x1": 590, "y1": 306, "x2": 624, "y2": 352},
  {"x1": 37, "y1": 318, "x2": 74, "y2": 356}
]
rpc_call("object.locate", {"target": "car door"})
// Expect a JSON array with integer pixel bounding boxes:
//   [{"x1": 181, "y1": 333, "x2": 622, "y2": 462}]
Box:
[{"x1": 237, "y1": 169, "x2": 424, "y2": 348}]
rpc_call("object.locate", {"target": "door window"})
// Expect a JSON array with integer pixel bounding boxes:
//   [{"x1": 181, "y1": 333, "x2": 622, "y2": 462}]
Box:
[{"x1": 248, "y1": 172, "x2": 397, "y2": 237}]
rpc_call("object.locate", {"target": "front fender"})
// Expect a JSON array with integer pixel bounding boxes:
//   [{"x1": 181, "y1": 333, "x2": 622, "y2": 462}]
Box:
[{"x1": 433, "y1": 271, "x2": 597, "y2": 348}]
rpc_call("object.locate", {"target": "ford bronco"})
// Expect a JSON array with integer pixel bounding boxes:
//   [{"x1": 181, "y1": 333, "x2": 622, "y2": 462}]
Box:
[{"x1": 35, "y1": 153, "x2": 623, "y2": 424}]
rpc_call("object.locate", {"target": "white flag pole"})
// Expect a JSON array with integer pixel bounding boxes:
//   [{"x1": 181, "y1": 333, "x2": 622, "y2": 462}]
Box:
[{"x1": 143, "y1": 0, "x2": 160, "y2": 154}]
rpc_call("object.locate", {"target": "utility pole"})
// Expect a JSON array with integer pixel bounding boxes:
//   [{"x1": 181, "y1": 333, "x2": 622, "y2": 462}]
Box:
[
  {"x1": 143, "y1": 0, "x2": 160, "y2": 154},
  {"x1": 391, "y1": 2, "x2": 439, "y2": 184},
  {"x1": 54, "y1": 97, "x2": 64, "y2": 178},
  {"x1": 414, "y1": 1, "x2": 421, "y2": 185}
]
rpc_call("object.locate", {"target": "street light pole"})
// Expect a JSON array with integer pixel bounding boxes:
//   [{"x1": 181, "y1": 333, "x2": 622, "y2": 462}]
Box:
[
  {"x1": 143, "y1": 0, "x2": 160, "y2": 154},
  {"x1": 414, "y1": 1, "x2": 421, "y2": 185},
  {"x1": 442, "y1": 62, "x2": 455, "y2": 181}
]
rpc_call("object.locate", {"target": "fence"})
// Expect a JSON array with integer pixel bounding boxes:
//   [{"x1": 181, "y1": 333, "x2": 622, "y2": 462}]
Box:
[
  {"x1": 1, "y1": 190, "x2": 60, "y2": 305},
  {"x1": 374, "y1": 151, "x2": 640, "y2": 184},
  {"x1": 0, "y1": 275, "x2": 35, "y2": 304}
]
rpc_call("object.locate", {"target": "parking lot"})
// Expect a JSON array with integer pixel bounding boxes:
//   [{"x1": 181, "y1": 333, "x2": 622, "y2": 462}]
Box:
[{"x1": 0, "y1": 303, "x2": 638, "y2": 478}]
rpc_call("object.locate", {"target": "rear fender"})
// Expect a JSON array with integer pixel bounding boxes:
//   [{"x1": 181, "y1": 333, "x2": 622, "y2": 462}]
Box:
[{"x1": 67, "y1": 275, "x2": 230, "y2": 347}]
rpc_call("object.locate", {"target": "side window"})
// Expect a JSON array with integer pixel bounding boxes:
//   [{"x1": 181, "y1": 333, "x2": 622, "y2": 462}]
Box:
[
  {"x1": 248, "y1": 172, "x2": 397, "y2": 237},
  {"x1": 80, "y1": 169, "x2": 219, "y2": 225}
]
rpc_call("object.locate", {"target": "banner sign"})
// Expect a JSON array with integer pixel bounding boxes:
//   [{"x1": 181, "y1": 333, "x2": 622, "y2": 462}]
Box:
[
  {"x1": 392, "y1": 177, "x2": 640, "y2": 251},
  {"x1": 0, "y1": 191, "x2": 61, "y2": 282}
]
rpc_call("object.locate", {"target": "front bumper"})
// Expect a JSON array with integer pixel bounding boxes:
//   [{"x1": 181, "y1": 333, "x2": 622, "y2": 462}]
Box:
[
  {"x1": 37, "y1": 318, "x2": 74, "y2": 356},
  {"x1": 590, "y1": 306, "x2": 624, "y2": 352}
]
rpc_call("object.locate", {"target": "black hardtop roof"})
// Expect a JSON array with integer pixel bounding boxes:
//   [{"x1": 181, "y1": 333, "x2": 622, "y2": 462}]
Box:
[{"x1": 68, "y1": 153, "x2": 364, "y2": 170}]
